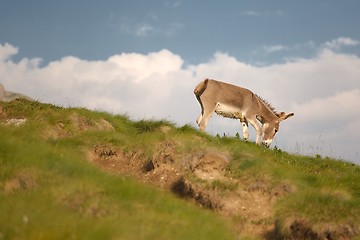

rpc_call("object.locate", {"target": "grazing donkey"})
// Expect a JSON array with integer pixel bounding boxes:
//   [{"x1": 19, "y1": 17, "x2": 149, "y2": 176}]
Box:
[{"x1": 194, "y1": 79, "x2": 294, "y2": 147}]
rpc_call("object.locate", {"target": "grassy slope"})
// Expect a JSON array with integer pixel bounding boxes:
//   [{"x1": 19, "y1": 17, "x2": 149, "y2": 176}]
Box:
[
  {"x1": 1, "y1": 99, "x2": 360, "y2": 240},
  {"x1": 0, "y1": 100, "x2": 235, "y2": 240}
]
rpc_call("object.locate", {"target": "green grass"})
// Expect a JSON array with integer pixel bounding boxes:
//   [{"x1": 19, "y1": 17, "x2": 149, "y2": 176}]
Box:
[
  {"x1": 0, "y1": 100, "x2": 236, "y2": 240},
  {"x1": 219, "y1": 137, "x2": 360, "y2": 238},
  {"x1": 1, "y1": 99, "x2": 360, "y2": 239}
]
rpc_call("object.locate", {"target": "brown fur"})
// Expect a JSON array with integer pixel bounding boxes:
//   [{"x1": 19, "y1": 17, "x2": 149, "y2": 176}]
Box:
[{"x1": 194, "y1": 79, "x2": 294, "y2": 147}]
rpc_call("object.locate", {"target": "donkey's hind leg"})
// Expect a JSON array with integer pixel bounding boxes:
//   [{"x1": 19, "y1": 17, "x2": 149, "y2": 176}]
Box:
[
  {"x1": 198, "y1": 103, "x2": 216, "y2": 131},
  {"x1": 195, "y1": 96, "x2": 204, "y2": 127}
]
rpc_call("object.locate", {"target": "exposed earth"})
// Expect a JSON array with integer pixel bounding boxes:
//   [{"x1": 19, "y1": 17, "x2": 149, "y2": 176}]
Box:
[{"x1": 88, "y1": 139, "x2": 291, "y2": 239}]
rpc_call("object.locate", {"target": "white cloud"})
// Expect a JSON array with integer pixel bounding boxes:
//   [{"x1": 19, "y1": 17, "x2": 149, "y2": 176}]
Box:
[
  {"x1": 243, "y1": 10, "x2": 261, "y2": 16},
  {"x1": 274, "y1": 10, "x2": 284, "y2": 16},
  {"x1": 292, "y1": 89, "x2": 360, "y2": 124},
  {"x1": 172, "y1": 0, "x2": 181, "y2": 8},
  {"x1": 107, "y1": 49, "x2": 183, "y2": 82},
  {"x1": 164, "y1": 22, "x2": 184, "y2": 37},
  {"x1": 263, "y1": 45, "x2": 288, "y2": 53},
  {"x1": 0, "y1": 42, "x2": 18, "y2": 61},
  {"x1": 1, "y1": 41, "x2": 359, "y2": 163},
  {"x1": 164, "y1": 0, "x2": 182, "y2": 8},
  {"x1": 258, "y1": 38, "x2": 359, "y2": 57},
  {"x1": 119, "y1": 20, "x2": 155, "y2": 37},
  {"x1": 287, "y1": 89, "x2": 360, "y2": 160},
  {"x1": 135, "y1": 23, "x2": 154, "y2": 37},
  {"x1": 0, "y1": 43, "x2": 193, "y2": 122},
  {"x1": 242, "y1": 10, "x2": 284, "y2": 17},
  {"x1": 324, "y1": 37, "x2": 359, "y2": 49},
  {"x1": 120, "y1": 20, "x2": 183, "y2": 38}
]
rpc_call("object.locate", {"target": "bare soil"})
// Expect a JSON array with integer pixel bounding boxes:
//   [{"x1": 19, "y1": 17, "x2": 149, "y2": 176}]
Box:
[
  {"x1": 88, "y1": 138, "x2": 357, "y2": 240},
  {"x1": 88, "y1": 140, "x2": 291, "y2": 239}
]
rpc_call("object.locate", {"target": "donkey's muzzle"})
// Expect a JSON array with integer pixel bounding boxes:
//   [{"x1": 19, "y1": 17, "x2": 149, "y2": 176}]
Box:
[{"x1": 262, "y1": 141, "x2": 271, "y2": 148}]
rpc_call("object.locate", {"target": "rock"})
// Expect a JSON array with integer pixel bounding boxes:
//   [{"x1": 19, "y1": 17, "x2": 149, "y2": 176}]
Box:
[
  {"x1": 5, "y1": 118, "x2": 27, "y2": 126},
  {"x1": 0, "y1": 83, "x2": 32, "y2": 102},
  {"x1": 0, "y1": 84, "x2": 5, "y2": 101}
]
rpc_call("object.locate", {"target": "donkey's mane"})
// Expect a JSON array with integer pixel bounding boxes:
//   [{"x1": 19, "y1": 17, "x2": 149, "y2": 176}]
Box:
[{"x1": 255, "y1": 94, "x2": 278, "y2": 115}]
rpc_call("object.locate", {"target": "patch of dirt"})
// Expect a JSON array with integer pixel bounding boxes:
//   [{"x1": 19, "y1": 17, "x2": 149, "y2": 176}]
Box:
[
  {"x1": 181, "y1": 151, "x2": 230, "y2": 180},
  {"x1": 2, "y1": 169, "x2": 39, "y2": 194},
  {"x1": 45, "y1": 121, "x2": 69, "y2": 139},
  {"x1": 69, "y1": 114, "x2": 114, "y2": 132},
  {"x1": 45, "y1": 114, "x2": 114, "y2": 139},
  {"x1": 278, "y1": 220, "x2": 359, "y2": 240},
  {"x1": 89, "y1": 142, "x2": 181, "y2": 190},
  {"x1": 171, "y1": 177, "x2": 224, "y2": 209},
  {"x1": 0, "y1": 104, "x2": 27, "y2": 126},
  {"x1": 61, "y1": 187, "x2": 108, "y2": 218},
  {"x1": 88, "y1": 140, "x2": 293, "y2": 239}
]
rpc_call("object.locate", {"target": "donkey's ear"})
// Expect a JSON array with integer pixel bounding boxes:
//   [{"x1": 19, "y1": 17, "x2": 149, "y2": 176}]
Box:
[
  {"x1": 278, "y1": 112, "x2": 294, "y2": 121},
  {"x1": 276, "y1": 112, "x2": 285, "y2": 118}
]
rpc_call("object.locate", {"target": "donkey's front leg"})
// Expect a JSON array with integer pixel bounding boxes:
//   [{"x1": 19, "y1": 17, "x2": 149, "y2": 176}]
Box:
[
  {"x1": 254, "y1": 124, "x2": 263, "y2": 145},
  {"x1": 255, "y1": 131, "x2": 262, "y2": 145},
  {"x1": 196, "y1": 115, "x2": 203, "y2": 127},
  {"x1": 240, "y1": 119, "x2": 249, "y2": 141},
  {"x1": 248, "y1": 118, "x2": 262, "y2": 145}
]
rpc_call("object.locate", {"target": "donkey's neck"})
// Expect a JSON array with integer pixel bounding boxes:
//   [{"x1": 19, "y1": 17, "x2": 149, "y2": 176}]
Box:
[{"x1": 256, "y1": 96, "x2": 278, "y2": 123}]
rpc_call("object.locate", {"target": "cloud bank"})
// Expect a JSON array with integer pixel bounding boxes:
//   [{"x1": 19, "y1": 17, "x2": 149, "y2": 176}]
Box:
[
  {"x1": 324, "y1": 37, "x2": 359, "y2": 49},
  {"x1": 1, "y1": 39, "x2": 359, "y2": 163}
]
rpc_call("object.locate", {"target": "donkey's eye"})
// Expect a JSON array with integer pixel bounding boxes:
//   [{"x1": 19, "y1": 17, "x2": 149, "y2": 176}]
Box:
[{"x1": 274, "y1": 129, "x2": 278, "y2": 133}]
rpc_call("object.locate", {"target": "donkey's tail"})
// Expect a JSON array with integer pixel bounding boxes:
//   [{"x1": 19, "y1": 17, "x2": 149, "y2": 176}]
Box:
[{"x1": 194, "y1": 78, "x2": 209, "y2": 97}]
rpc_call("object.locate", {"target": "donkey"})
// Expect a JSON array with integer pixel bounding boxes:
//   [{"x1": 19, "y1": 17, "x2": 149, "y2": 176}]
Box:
[{"x1": 194, "y1": 79, "x2": 294, "y2": 147}]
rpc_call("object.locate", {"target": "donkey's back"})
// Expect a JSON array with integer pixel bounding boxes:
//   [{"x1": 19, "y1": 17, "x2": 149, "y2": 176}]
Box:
[
  {"x1": 194, "y1": 78, "x2": 294, "y2": 147},
  {"x1": 194, "y1": 79, "x2": 255, "y2": 106},
  {"x1": 194, "y1": 79, "x2": 260, "y2": 121}
]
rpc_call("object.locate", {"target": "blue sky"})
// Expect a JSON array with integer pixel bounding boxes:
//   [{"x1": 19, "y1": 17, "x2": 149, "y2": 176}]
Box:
[
  {"x1": 1, "y1": 1, "x2": 360, "y2": 163},
  {"x1": 2, "y1": 1, "x2": 360, "y2": 64}
]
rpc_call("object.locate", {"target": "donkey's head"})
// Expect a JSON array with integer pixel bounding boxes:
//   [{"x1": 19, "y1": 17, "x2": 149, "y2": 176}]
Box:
[{"x1": 261, "y1": 112, "x2": 294, "y2": 148}]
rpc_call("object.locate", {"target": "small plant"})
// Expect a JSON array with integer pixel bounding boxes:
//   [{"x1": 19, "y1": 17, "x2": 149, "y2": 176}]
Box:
[
  {"x1": 132, "y1": 119, "x2": 174, "y2": 133},
  {"x1": 177, "y1": 124, "x2": 197, "y2": 133},
  {"x1": 273, "y1": 145, "x2": 283, "y2": 154},
  {"x1": 210, "y1": 180, "x2": 238, "y2": 191}
]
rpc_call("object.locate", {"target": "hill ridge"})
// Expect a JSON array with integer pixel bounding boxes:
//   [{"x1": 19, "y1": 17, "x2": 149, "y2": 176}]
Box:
[{"x1": 1, "y1": 99, "x2": 359, "y2": 240}]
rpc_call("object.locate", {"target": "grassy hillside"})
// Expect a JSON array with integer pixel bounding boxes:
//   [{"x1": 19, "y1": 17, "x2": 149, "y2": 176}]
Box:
[{"x1": 1, "y1": 99, "x2": 359, "y2": 240}]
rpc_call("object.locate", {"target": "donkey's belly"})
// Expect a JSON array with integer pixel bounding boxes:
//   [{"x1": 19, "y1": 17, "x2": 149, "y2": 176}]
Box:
[{"x1": 214, "y1": 102, "x2": 243, "y2": 119}]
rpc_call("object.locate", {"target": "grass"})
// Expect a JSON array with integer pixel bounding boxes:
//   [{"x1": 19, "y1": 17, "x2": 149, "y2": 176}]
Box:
[
  {"x1": 0, "y1": 100, "x2": 236, "y2": 240},
  {"x1": 1, "y1": 99, "x2": 360, "y2": 239}
]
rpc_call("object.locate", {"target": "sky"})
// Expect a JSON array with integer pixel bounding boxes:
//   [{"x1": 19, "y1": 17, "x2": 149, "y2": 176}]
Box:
[{"x1": 1, "y1": 1, "x2": 360, "y2": 164}]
